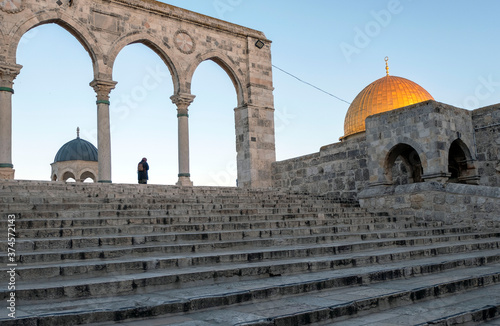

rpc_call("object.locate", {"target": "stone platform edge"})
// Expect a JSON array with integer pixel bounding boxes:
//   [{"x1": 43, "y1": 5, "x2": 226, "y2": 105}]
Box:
[{"x1": 358, "y1": 182, "x2": 500, "y2": 229}]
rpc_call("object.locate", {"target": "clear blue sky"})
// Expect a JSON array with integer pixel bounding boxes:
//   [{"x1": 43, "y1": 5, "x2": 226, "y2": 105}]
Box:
[{"x1": 12, "y1": 0, "x2": 500, "y2": 185}]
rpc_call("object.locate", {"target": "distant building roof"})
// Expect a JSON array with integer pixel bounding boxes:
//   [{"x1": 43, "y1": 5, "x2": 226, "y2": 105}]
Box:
[{"x1": 53, "y1": 128, "x2": 98, "y2": 163}]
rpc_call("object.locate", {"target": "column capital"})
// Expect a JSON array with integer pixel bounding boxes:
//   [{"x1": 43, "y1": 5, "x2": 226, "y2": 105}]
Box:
[
  {"x1": 170, "y1": 93, "x2": 196, "y2": 110},
  {"x1": 90, "y1": 79, "x2": 117, "y2": 102},
  {"x1": 0, "y1": 62, "x2": 23, "y2": 88}
]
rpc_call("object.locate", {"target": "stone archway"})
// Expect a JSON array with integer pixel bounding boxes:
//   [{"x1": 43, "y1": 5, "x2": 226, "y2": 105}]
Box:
[
  {"x1": 80, "y1": 170, "x2": 97, "y2": 183},
  {"x1": 385, "y1": 143, "x2": 423, "y2": 185},
  {"x1": 448, "y1": 139, "x2": 478, "y2": 184},
  {"x1": 0, "y1": 0, "x2": 276, "y2": 188},
  {"x1": 62, "y1": 170, "x2": 76, "y2": 182}
]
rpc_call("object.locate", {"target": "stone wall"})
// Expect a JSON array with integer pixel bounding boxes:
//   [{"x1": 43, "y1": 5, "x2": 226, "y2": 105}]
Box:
[
  {"x1": 472, "y1": 104, "x2": 500, "y2": 187},
  {"x1": 365, "y1": 101, "x2": 475, "y2": 185},
  {"x1": 272, "y1": 137, "x2": 369, "y2": 200},
  {"x1": 273, "y1": 101, "x2": 500, "y2": 199},
  {"x1": 358, "y1": 183, "x2": 500, "y2": 230}
]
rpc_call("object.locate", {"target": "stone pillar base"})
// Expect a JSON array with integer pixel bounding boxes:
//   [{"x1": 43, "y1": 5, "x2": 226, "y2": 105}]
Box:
[
  {"x1": 422, "y1": 173, "x2": 451, "y2": 184},
  {"x1": 176, "y1": 176, "x2": 193, "y2": 187},
  {"x1": 0, "y1": 167, "x2": 15, "y2": 179}
]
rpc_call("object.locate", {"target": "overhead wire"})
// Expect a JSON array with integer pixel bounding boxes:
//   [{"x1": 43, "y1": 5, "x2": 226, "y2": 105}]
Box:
[{"x1": 272, "y1": 64, "x2": 351, "y2": 105}]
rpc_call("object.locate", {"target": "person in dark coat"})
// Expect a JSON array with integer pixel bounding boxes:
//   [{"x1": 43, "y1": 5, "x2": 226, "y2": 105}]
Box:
[{"x1": 138, "y1": 157, "x2": 149, "y2": 184}]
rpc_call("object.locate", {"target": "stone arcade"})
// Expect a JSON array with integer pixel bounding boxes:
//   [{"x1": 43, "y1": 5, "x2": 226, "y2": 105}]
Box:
[
  {"x1": 0, "y1": 0, "x2": 276, "y2": 188},
  {"x1": 1, "y1": 1, "x2": 500, "y2": 325}
]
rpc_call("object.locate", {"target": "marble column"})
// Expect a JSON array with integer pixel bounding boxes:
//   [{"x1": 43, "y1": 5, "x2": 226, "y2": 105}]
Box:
[
  {"x1": 171, "y1": 93, "x2": 195, "y2": 186},
  {"x1": 90, "y1": 79, "x2": 117, "y2": 183},
  {"x1": 0, "y1": 62, "x2": 22, "y2": 180}
]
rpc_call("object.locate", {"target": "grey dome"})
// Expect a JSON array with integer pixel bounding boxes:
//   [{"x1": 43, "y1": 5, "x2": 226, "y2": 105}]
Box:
[{"x1": 54, "y1": 137, "x2": 98, "y2": 163}]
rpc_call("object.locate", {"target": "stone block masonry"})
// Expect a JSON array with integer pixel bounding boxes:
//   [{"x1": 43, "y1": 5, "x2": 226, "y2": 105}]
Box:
[
  {"x1": 272, "y1": 137, "x2": 369, "y2": 200},
  {"x1": 273, "y1": 101, "x2": 500, "y2": 201},
  {"x1": 359, "y1": 182, "x2": 500, "y2": 230},
  {"x1": 473, "y1": 104, "x2": 500, "y2": 188}
]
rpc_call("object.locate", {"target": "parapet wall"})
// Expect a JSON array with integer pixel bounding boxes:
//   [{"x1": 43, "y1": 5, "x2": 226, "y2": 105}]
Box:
[
  {"x1": 272, "y1": 137, "x2": 368, "y2": 200},
  {"x1": 358, "y1": 182, "x2": 500, "y2": 230}
]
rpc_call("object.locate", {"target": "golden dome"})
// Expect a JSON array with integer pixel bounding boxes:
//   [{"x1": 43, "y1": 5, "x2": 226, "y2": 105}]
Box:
[{"x1": 343, "y1": 62, "x2": 434, "y2": 139}]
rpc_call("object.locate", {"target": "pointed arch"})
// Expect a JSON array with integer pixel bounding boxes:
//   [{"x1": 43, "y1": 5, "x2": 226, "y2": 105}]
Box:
[
  {"x1": 381, "y1": 138, "x2": 427, "y2": 185},
  {"x1": 185, "y1": 50, "x2": 245, "y2": 106},
  {"x1": 79, "y1": 169, "x2": 97, "y2": 183},
  {"x1": 107, "y1": 32, "x2": 180, "y2": 94},
  {"x1": 448, "y1": 138, "x2": 477, "y2": 184},
  {"x1": 6, "y1": 11, "x2": 102, "y2": 77},
  {"x1": 61, "y1": 170, "x2": 76, "y2": 182},
  {"x1": 385, "y1": 143, "x2": 424, "y2": 185}
]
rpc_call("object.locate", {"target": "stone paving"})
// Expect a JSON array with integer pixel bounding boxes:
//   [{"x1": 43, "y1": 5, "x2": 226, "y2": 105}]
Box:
[{"x1": 0, "y1": 180, "x2": 499, "y2": 325}]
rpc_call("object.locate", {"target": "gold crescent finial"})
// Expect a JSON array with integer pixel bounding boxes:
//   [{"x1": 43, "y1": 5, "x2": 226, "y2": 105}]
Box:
[{"x1": 385, "y1": 56, "x2": 389, "y2": 76}]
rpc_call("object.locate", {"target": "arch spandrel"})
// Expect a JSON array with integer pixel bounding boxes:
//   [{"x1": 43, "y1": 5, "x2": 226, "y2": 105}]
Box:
[
  {"x1": 7, "y1": 12, "x2": 103, "y2": 77},
  {"x1": 107, "y1": 32, "x2": 180, "y2": 94},
  {"x1": 185, "y1": 50, "x2": 245, "y2": 106}
]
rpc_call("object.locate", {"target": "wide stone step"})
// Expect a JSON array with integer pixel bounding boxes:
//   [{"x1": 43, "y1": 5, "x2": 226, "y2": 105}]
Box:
[
  {"x1": 0, "y1": 214, "x2": 418, "y2": 231},
  {"x1": 7, "y1": 218, "x2": 453, "y2": 239},
  {"x1": 5, "y1": 235, "x2": 500, "y2": 282},
  {"x1": 0, "y1": 213, "x2": 412, "y2": 230},
  {"x1": 0, "y1": 197, "x2": 356, "y2": 213},
  {"x1": 0, "y1": 186, "x2": 352, "y2": 204},
  {"x1": 2, "y1": 240, "x2": 499, "y2": 301},
  {"x1": 5, "y1": 208, "x2": 378, "y2": 221},
  {"x1": 1, "y1": 254, "x2": 498, "y2": 325},
  {"x1": 0, "y1": 213, "x2": 413, "y2": 230},
  {"x1": 3, "y1": 223, "x2": 494, "y2": 257},
  {"x1": 0, "y1": 194, "x2": 356, "y2": 206},
  {"x1": 0, "y1": 181, "x2": 349, "y2": 199},
  {"x1": 128, "y1": 267, "x2": 500, "y2": 326},
  {"x1": 0, "y1": 192, "x2": 356, "y2": 205},
  {"x1": 5, "y1": 228, "x2": 487, "y2": 265},
  {"x1": 2, "y1": 223, "x2": 370, "y2": 243}
]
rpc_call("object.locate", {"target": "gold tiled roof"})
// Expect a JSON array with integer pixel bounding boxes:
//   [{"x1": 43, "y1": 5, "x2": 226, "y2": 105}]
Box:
[{"x1": 343, "y1": 75, "x2": 434, "y2": 138}]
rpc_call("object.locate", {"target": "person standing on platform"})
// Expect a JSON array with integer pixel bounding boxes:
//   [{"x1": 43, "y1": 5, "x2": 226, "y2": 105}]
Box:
[{"x1": 138, "y1": 157, "x2": 149, "y2": 184}]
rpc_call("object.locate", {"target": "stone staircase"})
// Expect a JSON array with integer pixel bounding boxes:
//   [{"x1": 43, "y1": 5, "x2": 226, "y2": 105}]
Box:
[{"x1": 0, "y1": 180, "x2": 499, "y2": 325}]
